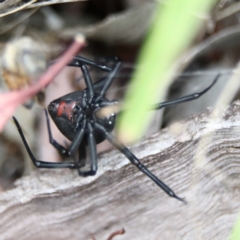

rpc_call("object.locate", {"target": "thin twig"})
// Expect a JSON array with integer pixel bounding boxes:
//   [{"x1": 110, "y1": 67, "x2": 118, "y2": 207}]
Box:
[{"x1": 0, "y1": 34, "x2": 86, "y2": 131}]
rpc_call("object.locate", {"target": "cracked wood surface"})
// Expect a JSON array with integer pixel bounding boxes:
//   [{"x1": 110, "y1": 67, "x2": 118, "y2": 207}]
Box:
[{"x1": 1, "y1": 102, "x2": 240, "y2": 240}]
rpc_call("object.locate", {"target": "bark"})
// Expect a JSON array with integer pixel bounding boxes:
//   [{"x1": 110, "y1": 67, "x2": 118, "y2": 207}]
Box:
[{"x1": 1, "y1": 101, "x2": 240, "y2": 240}]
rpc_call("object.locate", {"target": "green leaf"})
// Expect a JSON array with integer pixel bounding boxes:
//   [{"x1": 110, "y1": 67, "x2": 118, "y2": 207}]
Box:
[
  {"x1": 230, "y1": 214, "x2": 240, "y2": 240},
  {"x1": 117, "y1": 0, "x2": 217, "y2": 143}
]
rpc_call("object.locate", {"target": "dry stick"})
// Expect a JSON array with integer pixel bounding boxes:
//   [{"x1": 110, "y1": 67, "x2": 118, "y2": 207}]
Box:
[
  {"x1": 0, "y1": 0, "x2": 37, "y2": 17},
  {"x1": 215, "y1": 2, "x2": 240, "y2": 22},
  {"x1": 0, "y1": 0, "x2": 88, "y2": 16},
  {"x1": 26, "y1": 0, "x2": 88, "y2": 9},
  {"x1": 189, "y1": 61, "x2": 240, "y2": 239},
  {"x1": 0, "y1": 102, "x2": 240, "y2": 239},
  {"x1": 106, "y1": 229, "x2": 125, "y2": 240}
]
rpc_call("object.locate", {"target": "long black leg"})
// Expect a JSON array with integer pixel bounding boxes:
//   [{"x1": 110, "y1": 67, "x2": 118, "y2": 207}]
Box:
[
  {"x1": 78, "y1": 122, "x2": 98, "y2": 176},
  {"x1": 99, "y1": 100, "x2": 119, "y2": 108},
  {"x1": 96, "y1": 75, "x2": 219, "y2": 116},
  {"x1": 95, "y1": 123, "x2": 186, "y2": 203},
  {"x1": 73, "y1": 113, "x2": 84, "y2": 132},
  {"x1": 99, "y1": 61, "x2": 121, "y2": 98},
  {"x1": 80, "y1": 64, "x2": 94, "y2": 103},
  {"x1": 74, "y1": 72, "x2": 110, "y2": 92},
  {"x1": 152, "y1": 74, "x2": 220, "y2": 110},
  {"x1": 74, "y1": 56, "x2": 128, "y2": 89},
  {"x1": 12, "y1": 116, "x2": 81, "y2": 169},
  {"x1": 69, "y1": 56, "x2": 112, "y2": 72},
  {"x1": 45, "y1": 109, "x2": 69, "y2": 156},
  {"x1": 80, "y1": 65, "x2": 94, "y2": 104},
  {"x1": 69, "y1": 57, "x2": 121, "y2": 98},
  {"x1": 77, "y1": 142, "x2": 87, "y2": 168},
  {"x1": 93, "y1": 75, "x2": 109, "y2": 91},
  {"x1": 45, "y1": 109, "x2": 86, "y2": 156}
]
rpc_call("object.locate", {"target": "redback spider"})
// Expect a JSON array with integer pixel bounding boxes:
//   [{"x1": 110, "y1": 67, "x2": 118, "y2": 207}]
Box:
[{"x1": 12, "y1": 56, "x2": 219, "y2": 203}]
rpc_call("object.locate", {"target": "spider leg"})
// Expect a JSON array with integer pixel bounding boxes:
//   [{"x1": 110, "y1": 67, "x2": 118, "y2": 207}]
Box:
[
  {"x1": 93, "y1": 75, "x2": 109, "y2": 91},
  {"x1": 77, "y1": 62, "x2": 110, "y2": 105},
  {"x1": 152, "y1": 73, "x2": 220, "y2": 110},
  {"x1": 92, "y1": 70, "x2": 120, "y2": 91},
  {"x1": 73, "y1": 57, "x2": 123, "y2": 90},
  {"x1": 73, "y1": 58, "x2": 121, "y2": 98},
  {"x1": 73, "y1": 113, "x2": 84, "y2": 132},
  {"x1": 45, "y1": 109, "x2": 86, "y2": 156},
  {"x1": 77, "y1": 142, "x2": 87, "y2": 168},
  {"x1": 12, "y1": 116, "x2": 81, "y2": 169},
  {"x1": 70, "y1": 57, "x2": 118, "y2": 91},
  {"x1": 45, "y1": 109, "x2": 69, "y2": 156},
  {"x1": 95, "y1": 122, "x2": 186, "y2": 203},
  {"x1": 80, "y1": 64, "x2": 94, "y2": 103},
  {"x1": 69, "y1": 56, "x2": 112, "y2": 72},
  {"x1": 78, "y1": 122, "x2": 98, "y2": 177},
  {"x1": 99, "y1": 61, "x2": 121, "y2": 98},
  {"x1": 78, "y1": 59, "x2": 121, "y2": 100}
]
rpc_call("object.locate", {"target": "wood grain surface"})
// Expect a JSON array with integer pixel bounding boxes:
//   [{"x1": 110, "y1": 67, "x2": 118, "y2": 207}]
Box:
[{"x1": 1, "y1": 102, "x2": 240, "y2": 240}]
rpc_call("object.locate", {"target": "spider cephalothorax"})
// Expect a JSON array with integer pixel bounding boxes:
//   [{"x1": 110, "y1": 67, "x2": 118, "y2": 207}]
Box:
[{"x1": 13, "y1": 56, "x2": 219, "y2": 202}]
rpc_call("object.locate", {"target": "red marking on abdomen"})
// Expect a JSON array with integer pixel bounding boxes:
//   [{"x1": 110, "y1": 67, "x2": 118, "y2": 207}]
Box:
[{"x1": 57, "y1": 100, "x2": 76, "y2": 120}]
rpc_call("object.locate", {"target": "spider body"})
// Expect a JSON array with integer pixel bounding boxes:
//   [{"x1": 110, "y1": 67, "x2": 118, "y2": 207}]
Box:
[
  {"x1": 13, "y1": 56, "x2": 219, "y2": 202},
  {"x1": 48, "y1": 90, "x2": 116, "y2": 144}
]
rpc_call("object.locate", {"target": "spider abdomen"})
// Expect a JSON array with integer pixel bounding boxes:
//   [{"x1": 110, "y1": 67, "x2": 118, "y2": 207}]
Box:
[{"x1": 48, "y1": 90, "x2": 116, "y2": 144}]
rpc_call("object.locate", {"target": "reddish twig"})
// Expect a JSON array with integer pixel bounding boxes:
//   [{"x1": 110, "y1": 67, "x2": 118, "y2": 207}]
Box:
[
  {"x1": 0, "y1": 34, "x2": 85, "y2": 132},
  {"x1": 106, "y1": 228, "x2": 125, "y2": 240},
  {"x1": 91, "y1": 228, "x2": 125, "y2": 240}
]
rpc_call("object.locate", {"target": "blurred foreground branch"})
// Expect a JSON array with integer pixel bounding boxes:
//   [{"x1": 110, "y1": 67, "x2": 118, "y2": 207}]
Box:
[{"x1": 1, "y1": 101, "x2": 240, "y2": 239}]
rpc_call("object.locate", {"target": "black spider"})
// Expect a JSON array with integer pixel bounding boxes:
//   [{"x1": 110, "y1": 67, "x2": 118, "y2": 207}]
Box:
[{"x1": 13, "y1": 56, "x2": 219, "y2": 203}]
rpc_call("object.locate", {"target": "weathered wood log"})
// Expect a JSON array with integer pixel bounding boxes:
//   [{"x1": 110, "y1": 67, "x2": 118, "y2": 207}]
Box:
[{"x1": 1, "y1": 101, "x2": 240, "y2": 240}]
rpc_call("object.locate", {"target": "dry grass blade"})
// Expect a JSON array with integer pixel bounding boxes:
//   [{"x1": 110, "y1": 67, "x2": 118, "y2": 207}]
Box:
[
  {"x1": 0, "y1": 0, "x2": 22, "y2": 10},
  {"x1": 0, "y1": 0, "x2": 37, "y2": 17},
  {"x1": 26, "y1": 0, "x2": 88, "y2": 9},
  {"x1": 0, "y1": 8, "x2": 38, "y2": 34},
  {"x1": 0, "y1": 0, "x2": 88, "y2": 17}
]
